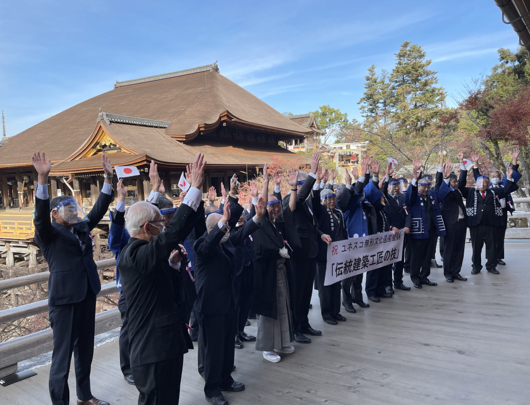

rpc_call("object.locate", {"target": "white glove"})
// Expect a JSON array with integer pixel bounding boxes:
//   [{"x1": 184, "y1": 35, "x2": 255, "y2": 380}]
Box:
[{"x1": 279, "y1": 247, "x2": 290, "y2": 259}]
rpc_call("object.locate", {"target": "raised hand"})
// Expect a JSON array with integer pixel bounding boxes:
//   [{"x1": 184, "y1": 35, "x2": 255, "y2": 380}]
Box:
[
  {"x1": 102, "y1": 154, "x2": 113, "y2": 181},
  {"x1": 457, "y1": 151, "x2": 464, "y2": 163},
  {"x1": 371, "y1": 160, "x2": 380, "y2": 175},
  {"x1": 360, "y1": 158, "x2": 369, "y2": 175},
  {"x1": 159, "y1": 180, "x2": 166, "y2": 195},
  {"x1": 512, "y1": 148, "x2": 520, "y2": 165},
  {"x1": 207, "y1": 186, "x2": 216, "y2": 204},
  {"x1": 386, "y1": 161, "x2": 394, "y2": 177},
  {"x1": 149, "y1": 160, "x2": 161, "y2": 192},
  {"x1": 117, "y1": 179, "x2": 126, "y2": 202},
  {"x1": 32, "y1": 152, "x2": 52, "y2": 185},
  {"x1": 344, "y1": 168, "x2": 352, "y2": 185},
  {"x1": 507, "y1": 166, "x2": 513, "y2": 179},
  {"x1": 439, "y1": 149, "x2": 445, "y2": 167},
  {"x1": 287, "y1": 167, "x2": 298, "y2": 188},
  {"x1": 392, "y1": 172, "x2": 399, "y2": 179},
  {"x1": 413, "y1": 158, "x2": 423, "y2": 180},
  {"x1": 230, "y1": 174, "x2": 239, "y2": 195},
  {"x1": 443, "y1": 158, "x2": 453, "y2": 178},
  {"x1": 189, "y1": 153, "x2": 206, "y2": 189},
  {"x1": 220, "y1": 182, "x2": 227, "y2": 200},
  {"x1": 316, "y1": 165, "x2": 323, "y2": 182},
  {"x1": 322, "y1": 169, "x2": 329, "y2": 183},
  {"x1": 255, "y1": 196, "x2": 266, "y2": 220},
  {"x1": 310, "y1": 152, "x2": 320, "y2": 174},
  {"x1": 470, "y1": 150, "x2": 480, "y2": 166},
  {"x1": 273, "y1": 170, "x2": 282, "y2": 186},
  {"x1": 222, "y1": 200, "x2": 231, "y2": 224},
  {"x1": 263, "y1": 163, "x2": 269, "y2": 183},
  {"x1": 351, "y1": 166, "x2": 359, "y2": 179},
  {"x1": 249, "y1": 181, "x2": 259, "y2": 198},
  {"x1": 330, "y1": 168, "x2": 337, "y2": 182}
]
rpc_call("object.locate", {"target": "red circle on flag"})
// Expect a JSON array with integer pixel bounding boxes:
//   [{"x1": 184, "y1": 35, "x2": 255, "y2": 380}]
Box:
[{"x1": 124, "y1": 168, "x2": 133, "y2": 174}]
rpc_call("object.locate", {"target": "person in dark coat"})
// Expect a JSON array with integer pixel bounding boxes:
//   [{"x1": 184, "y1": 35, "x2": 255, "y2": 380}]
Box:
[
  {"x1": 459, "y1": 151, "x2": 518, "y2": 275},
  {"x1": 405, "y1": 158, "x2": 446, "y2": 289},
  {"x1": 32, "y1": 151, "x2": 113, "y2": 405},
  {"x1": 313, "y1": 168, "x2": 346, "y2": 325},
  {"x1": 281, "y1": 152, "x2": 328, "y2": 344},
  {"x1": 118, "y1": 154, "x2": 205, "y2": 405},
  {"x1": 251, "y1": 166, "x2": 301, "y2": 363},
  {"x1": 194, "y1": 194, "x2": 266, "y2": 405}
]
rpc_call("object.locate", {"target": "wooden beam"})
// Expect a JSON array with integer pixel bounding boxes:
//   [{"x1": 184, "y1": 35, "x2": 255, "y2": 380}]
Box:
[{"x1": 49, "y1": 178, "x2": 58, "y2": 199}]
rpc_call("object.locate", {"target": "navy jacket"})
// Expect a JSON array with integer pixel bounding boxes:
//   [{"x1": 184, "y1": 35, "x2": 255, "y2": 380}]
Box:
[
  {"x1": 405, "y1": 182, "x2": 446, "y2": 239},
  {"x1": 34, "y1": 190, "x2": 113, "y2": 306},
  {"x1": 382, "y1": 180, "x2": 408, "y2": 229}
]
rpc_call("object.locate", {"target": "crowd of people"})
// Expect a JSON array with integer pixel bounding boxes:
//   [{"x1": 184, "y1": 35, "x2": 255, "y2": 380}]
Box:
[{"x1": 31, "y1": 147, "x2": 522, "y2": 405}]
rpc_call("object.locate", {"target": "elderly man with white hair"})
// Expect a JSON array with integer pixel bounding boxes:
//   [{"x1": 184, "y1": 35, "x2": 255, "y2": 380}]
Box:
[
  {"x1": 193, "y1": 192, "x2": 266, "y2": 405},
  {"x1": 118, "y1": 154, "x2": 206, "y2": 405}
]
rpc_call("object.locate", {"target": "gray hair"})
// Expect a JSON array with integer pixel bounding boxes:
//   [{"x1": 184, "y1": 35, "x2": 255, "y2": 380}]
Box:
[
  {"x1": 125, "y1": 201, "x2": 160, "y2": 236},
  {"x1": 206, "y1": 213, "x2": 222, "y2": 233},
  {"x1": 297, "y1": 171, "x2": 308, "y2": 182}
]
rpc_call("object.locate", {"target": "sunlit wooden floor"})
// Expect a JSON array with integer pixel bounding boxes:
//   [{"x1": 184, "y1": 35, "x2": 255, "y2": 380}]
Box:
[{"x1": 2, "y1": 242, "x2": 530, "y2": 405}]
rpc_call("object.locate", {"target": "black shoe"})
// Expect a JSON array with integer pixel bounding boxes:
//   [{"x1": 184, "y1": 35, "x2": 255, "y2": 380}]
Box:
[
  {"x1": 206, "y1": 395, "x2": 228, "y2": 405},
  {"x1": 446, "y1": 277, "x2": 454, "y2": 283},
  {"x1": 343, "y1": 303, "x2": 356, "y2": 313},
  {"x1": 385, "y1": 287, "x2": 395, "y2": 295},
  {"x1": 404, "y1": 269, "x2": 411, "y2": 274},
  {"x1": 394, "y1": 283, "x2": 411, "y2": 291},
  {"x1": 239, "y1": 331, "x2": 256, "y2": 342},
  {"x1": 454, "y1": 274, "x2": 467, "y2": 281},
  {"x1": 294, "y1": 332, "x2": 311, "y2": 344},
  {"x1": 333, "y1": 314, "x2": 347, "y2": 322},
  {"x1": 245, "y1": 319, "x2": 251, "y2": 326},
  {"x1": 323, "y1": 317, "x2": 338, "y2": 325},
  {"x1": 123, "y1": 374, "x2": 135, "y2": 385},
  {"x1": 487, "y1": 268, "x2": 500, "y2": 274},
  {"x1": 309, "y1": 304, "x2": 313, "y2": 309},
  {"x1": 380, "y1": 292, "x2": 393, "y2": 298},
  {"x1": 471, "y1": 268, "x2": 481, "y2": 275},
  {"x1": 235, "y1": 336, "x2": 244, "y2": 349},
  {"x1": 355, "y1": 301, "x2": 370, "y2": 308},
  {"x1": 422, "y1": 279, "x2": 438, "y2": 286},
  {"x1": 431, "y1": 259, "x2": 442, "y2": 268},
  {"x1": 300, "y1": 326, "x2": 322, "y2": 336},
  {"x1": 368, "y1": 295, "x2": 380, "y2": 302},
  {"x1": 413, "y1": 283, "x2": 422, "y2": 289},
  {"x1": 222, "y1": 381, "x2": 245, "y2": 392},
  {"x1": 497, "y1": 259, "x2": 506, "y2": 265},
  {"x1": 232, "y1": 365, "x2": 236, "y2": 371}
]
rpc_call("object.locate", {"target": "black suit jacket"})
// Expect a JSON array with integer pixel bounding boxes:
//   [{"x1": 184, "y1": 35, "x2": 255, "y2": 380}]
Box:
[
  {"x1": 34, "y1": 190, "x2": 113, "y2": 306},
  {"x1": 382, "y1": 180, "x2": 408, "y2": 229},
  {"x1": 118, "y1": 203, "x2": 199, "y2": 367},
  {"x1": 282, "y1": 176, "x2": 319, "y2": 258}
]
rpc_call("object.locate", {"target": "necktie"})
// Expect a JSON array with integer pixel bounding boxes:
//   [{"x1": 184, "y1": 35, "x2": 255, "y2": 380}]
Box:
[{"x1": 481, "y1": 191, "x2": 485, "y2": 200}]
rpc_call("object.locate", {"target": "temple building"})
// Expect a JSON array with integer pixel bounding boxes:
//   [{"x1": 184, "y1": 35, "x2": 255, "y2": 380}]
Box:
[
  {"x1": 0, "y1": 62, "x2": 311, "y2": 215},
  {"x1": 285, "y1": 112, "x2": 325, "y2": 152}
]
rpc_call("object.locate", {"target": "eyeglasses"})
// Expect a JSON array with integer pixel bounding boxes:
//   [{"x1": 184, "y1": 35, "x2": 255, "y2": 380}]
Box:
[{"x1": 141, "y1": 219, "x2": 165, "y2": 228}]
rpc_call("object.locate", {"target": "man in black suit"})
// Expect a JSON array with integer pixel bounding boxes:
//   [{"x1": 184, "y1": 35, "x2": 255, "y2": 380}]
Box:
[
  {"x1": 118, "y1": 154, "x2": 206, "y2": 405},
  {"x1": 281, "y1": 152, "x2": 328, "y2": 344},
  {"x1": 32, "y1": 152, "x2": 113, "y2": 405},
  {"x1": 381, "y1": 162, "x2": 411, "y2": 292},
  {"x1": 194, "y1": 195, "x2": 266, "y2": 405},
  {"x1": 458, "y1": 151, "x2": 517, "y2": 275},
  {"x1": 437, "y1": 158, "x2": 468, "y2": 283}
]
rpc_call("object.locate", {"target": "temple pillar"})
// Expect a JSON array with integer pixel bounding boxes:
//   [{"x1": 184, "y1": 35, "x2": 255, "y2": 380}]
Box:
[
  {"x1": 15, "y1": 175, "x2": 24, "y2": 208},
  {"x1": 142, "y1": 174, "x2": 151, "y2": 201},
  {"x1": 90, "y1": 181, "x2": 98, "y2": 206},
  {"x1": 137, "y1": 178, "x2": 145, "y2": 202},
  {"x1": 50, "y1": 178, "x2": 58, "y2": 198},
  {"x1": 1, "y1": 175, "x2": 9, "y2": 209},
  {"x1": 72, "y1": 178, "x2": 82, "y2": 205}
]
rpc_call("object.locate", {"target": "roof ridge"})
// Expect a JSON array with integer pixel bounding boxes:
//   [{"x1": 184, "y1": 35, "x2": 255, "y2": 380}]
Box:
[
  {"x1": 289, "y1": 112, "x2": 313, "y2": 119},
  {"x1": 114, "y1": 62, "x2": 220, "y2": 88},
  {"x1": 98, "y1": 111, "x2": 170, "y2": 128}
]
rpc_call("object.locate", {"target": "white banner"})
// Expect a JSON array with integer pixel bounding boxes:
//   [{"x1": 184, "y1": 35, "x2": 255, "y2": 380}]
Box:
[{"x1": 324, "y1": 229, "x2": 405, "y2": 286}]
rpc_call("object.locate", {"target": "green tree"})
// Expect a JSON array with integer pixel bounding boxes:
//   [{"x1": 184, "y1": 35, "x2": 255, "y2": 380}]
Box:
[{"x1": 313, "y1": 105, "x2": 350, "y2": 144}]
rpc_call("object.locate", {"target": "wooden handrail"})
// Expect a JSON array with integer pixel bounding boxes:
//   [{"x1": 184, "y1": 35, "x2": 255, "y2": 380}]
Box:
[{"x1": 0, "y1": 258, "x2": 115, "y2": 292}]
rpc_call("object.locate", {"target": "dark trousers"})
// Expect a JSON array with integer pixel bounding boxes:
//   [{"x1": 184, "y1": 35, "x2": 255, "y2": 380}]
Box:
[
  {"x1": 189, "y1": 307, "x2": 200, "y2": 341},
  {"x1": 182, "y1": 271, "x2": 197, "y2": 325},
  {"x1": 494, "y1": 225, "x2": 507, "y2": 260},
  {"x1": 403, "y1": 235, "x2": 411, "y2": 273},
  {"x1": 316, "y1": 261, "x2": 341, "y2": 318},
  {"x1": 235, "y1": 263, "x2": 254, "y2": 334},
  {"x1": 366, "y1": 265, "x2": 391, "y2": 297},
  {"x1": 132, "y1": 355, "x2": 184, "y2": 405},
  {"x1": 430, "y1": 236, "x2": 438, "y2": 259},
  {"x1": 197, "y1": 309, "x2": 236, "y2": 398},
  {"x1": 118, "y1": 292, "x2": 132, "y2": 377},
  {"x1": 409, "y1": 232, "x2": 436, "y2": 284},
  {"x1": 470, "y1": 224, "x2": 496, "y2": 271},
  {"x1": 48, "y1": 290, "x2": 96, "y2": 405},
  {"x1": 391, "y1": 242, "x2": 405, "y2": 287},
  {"x1": 342, "y1": 274, "x2": 364, "y2": 305},
  {"x1": 443, "y1": 220, "x2": 466, "y2": 278},
  {"x1": 439, "y1": 236, "x2": 445, "y2": 258},
  {"x1": 290, "y1": 256, "x2": 316, "y2": 332}
]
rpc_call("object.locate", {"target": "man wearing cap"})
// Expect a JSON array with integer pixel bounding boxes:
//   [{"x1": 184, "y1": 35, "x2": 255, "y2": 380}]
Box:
[
  {"x1": 405, "y1": 158, "x2": 446, "y2": 289},
  {"x1": 381, "y1": 162, "x2": 411, "y2": 292},
  {"x1": 460, "y1": 151, "x2": 517, "y2": 275},
  {"x1": 32, "y1": 152, "x2": 114, "y2": 405}
]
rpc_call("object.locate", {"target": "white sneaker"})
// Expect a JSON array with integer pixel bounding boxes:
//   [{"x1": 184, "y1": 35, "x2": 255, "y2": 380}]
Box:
[
  {"x1": 263, "y1": 351, "x2": 281, "y2": 363},
  {"x1": 274, "y1": 346, "x2": 295, "y2": 354}
]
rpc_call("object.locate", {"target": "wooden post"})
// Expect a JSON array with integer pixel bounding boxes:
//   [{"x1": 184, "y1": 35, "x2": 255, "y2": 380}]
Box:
[
  {"x1": 50, "y1": 178, "x2": 58, "y2": 199},
  {"x1": 15, "y1": 175, "x2": 24, "y2": 208},
  {"x1": 1, "y1": 174, "x2": 9, "y2": 209},
  {"x1": 136, "y1": 178, "x2": 144, "y2": 202},
  {"x1": 143, "y1": 174, "x2": 151, "y2": 201},
  {"x1": 90, "y1": 181, "x2": 98, "y2": 206},
  {"x1": 72, "y1": 178, "x2": 82, "y2": 205},
  {"x1": 28, "y1": 245, "x2": 38, "y2": 271}
]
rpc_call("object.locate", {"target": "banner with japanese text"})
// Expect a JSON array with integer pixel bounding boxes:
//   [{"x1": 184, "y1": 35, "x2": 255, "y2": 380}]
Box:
[{"x1": 324, "y1": 229, "x2": 405, "y2": 286}]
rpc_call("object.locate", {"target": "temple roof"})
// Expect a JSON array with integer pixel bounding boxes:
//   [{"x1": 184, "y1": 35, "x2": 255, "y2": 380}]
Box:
[
  {"x1": 0, "y1": 63, "x2": 311, "y2": 169},
  {"x1": 289, "y1": 113, "x2": 325, "y2": 134}
]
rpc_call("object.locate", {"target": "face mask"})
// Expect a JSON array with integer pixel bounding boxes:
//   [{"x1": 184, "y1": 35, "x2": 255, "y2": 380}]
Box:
[
  {"x1": 220, "y1": 232, "x2": 230, "y2": 244},
  {"x1": 150, "y1": 223, "x2": 163, "y2": 239},
  {"x1": 491, "y1": 178, "x2": 500, "y2": 185}
]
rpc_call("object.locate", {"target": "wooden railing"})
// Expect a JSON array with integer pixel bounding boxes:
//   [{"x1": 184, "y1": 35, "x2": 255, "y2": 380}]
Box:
[
  {"x1": 0, "y1": 220, "x2": 35, "y2": 240},
  {"x1": 0, "y1": 258, "x2": 120, "y2": 379}
]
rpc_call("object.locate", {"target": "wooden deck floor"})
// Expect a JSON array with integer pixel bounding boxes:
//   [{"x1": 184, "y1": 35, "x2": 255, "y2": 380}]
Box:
[{"x1": 2, "y1": 242, "x2": 530, "y2": 405}]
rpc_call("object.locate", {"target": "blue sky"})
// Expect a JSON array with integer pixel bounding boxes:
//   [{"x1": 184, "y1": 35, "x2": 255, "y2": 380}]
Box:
[{"x1": 0, "y1": 0, "x2": 519, "y2": 137}]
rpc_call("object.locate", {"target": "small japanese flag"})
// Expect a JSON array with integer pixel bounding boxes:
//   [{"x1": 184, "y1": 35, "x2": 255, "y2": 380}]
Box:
[
  {"x1": 462, "y1": 159, "x2": 473, "y2": 170},
  {"x1": 178, "y1": 172, "x2": 190, "y2": 192},
  {"x1": 115, "y1": 166, "x2": 140, "y2": 179},
  {"x1": 387, "y1": 157, "x2": 398, "y2": 166}
]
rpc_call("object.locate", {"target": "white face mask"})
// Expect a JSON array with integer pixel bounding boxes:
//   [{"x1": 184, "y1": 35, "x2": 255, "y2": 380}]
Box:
[
  {"x1": 220, "y1": 232, "x2": 230, "y2": 244},
  {"x1": 491, "y1": 178, "x2": 500, "y2": 185}
]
